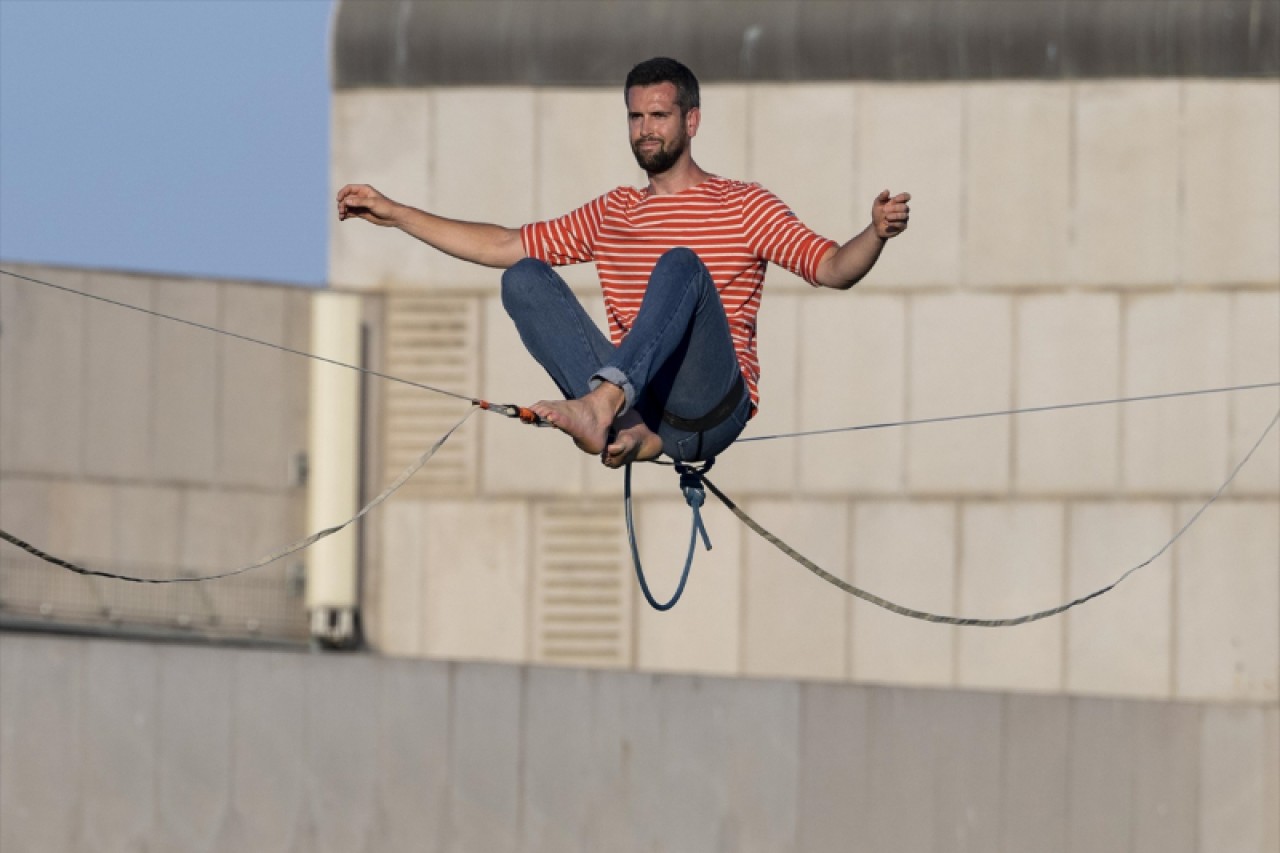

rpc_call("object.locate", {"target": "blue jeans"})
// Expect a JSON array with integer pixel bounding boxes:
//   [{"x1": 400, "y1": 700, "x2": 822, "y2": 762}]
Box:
[{"x1": 500, "y1": 247, "x2": 751, "y2": 463}]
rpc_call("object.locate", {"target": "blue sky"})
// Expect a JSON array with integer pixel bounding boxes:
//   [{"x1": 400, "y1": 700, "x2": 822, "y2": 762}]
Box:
[{"x1": 0, "y1": 0, "x2": 333, "y2": 286}]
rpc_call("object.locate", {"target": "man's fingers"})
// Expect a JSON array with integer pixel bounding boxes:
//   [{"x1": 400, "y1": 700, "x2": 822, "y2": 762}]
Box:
[
  {"x1": 894, "y1": 192, "x2": 911, "y2": 203},
  {"x1": 876, "y1": 189, "x2": 891, "y2": 203},
  {"x1": 337, "y1": 183, "x2": 377, "y2": 204}
]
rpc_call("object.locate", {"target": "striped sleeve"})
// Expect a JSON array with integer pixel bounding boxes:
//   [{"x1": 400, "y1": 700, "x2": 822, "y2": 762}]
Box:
[
  {"x1": 520, "y1": 193, "x2": 610, "y2": 266},
  {"x1": 740, "y1": 185, "x2": 838, "y2": 286}
]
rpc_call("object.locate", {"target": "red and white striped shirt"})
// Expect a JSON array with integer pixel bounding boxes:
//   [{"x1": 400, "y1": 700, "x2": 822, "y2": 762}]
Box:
[{"x1": 520, "y1": 176, "x2": 837, "y2": 411}]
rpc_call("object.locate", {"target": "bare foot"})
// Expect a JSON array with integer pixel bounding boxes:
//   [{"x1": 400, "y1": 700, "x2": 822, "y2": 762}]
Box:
[
  {"x1": 530, "y1": 384, "x2": 625, "y2": 455},
  {"x1": 602, "y1": 411, "x2": 664, "y2": 469}
]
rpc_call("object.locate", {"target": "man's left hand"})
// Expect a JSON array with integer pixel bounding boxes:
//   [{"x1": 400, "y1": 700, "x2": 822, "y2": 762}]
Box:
[{"x1": 872, "y1": 190, "x2": 911, "y2": 239}]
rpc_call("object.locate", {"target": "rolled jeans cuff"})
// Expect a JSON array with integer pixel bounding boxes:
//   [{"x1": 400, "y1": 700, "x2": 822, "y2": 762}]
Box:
[{"x1": 590, "y1": 367, "x2": 636, "y2": 415}]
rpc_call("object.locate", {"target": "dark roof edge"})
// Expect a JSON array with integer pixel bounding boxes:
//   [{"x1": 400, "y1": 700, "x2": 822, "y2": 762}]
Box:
[{"x1": 333, "y1": 0, "x2": 1280, "y2": 89}]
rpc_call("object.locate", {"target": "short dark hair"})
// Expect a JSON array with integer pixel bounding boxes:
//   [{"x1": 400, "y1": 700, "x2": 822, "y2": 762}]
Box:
[{"x1": 624, "y1": 57, "x2": 700, "y2": 114}]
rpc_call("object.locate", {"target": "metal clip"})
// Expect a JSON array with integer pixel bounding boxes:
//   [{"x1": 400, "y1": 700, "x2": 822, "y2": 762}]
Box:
[{"x1": 475, "y1": 400, "x2": 548, "y2": 426}]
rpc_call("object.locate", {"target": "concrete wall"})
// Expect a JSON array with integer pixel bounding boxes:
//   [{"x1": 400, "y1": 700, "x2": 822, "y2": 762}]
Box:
[
  {"x1": 330, "y1": 80, "x2": 1280, "y2": 703},
  {"x1": 0, "y1": 265, "x2": 312, "y2": 642},
  {"x1": 2, "y1": 632, "x2": 1276, "y2": 853}
]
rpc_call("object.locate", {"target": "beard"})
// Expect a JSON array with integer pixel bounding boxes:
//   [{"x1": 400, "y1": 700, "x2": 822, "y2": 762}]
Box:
[{"x1": 631, "y1": 131, "x2": 688, "y2": 175}]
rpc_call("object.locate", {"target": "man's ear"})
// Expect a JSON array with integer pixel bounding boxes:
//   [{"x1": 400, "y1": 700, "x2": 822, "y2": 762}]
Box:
[{"x1": 685, "y1": 106, "x2": 701, "y2": 138}]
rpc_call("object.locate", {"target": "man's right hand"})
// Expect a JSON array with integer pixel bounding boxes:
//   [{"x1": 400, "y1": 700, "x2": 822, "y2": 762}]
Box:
[
  {"x1": 337, "y1": 184, "x2": 401, "y2": 227},
  {"x1": 335, "y1": 182, "x2": 525, "y2": 268}
]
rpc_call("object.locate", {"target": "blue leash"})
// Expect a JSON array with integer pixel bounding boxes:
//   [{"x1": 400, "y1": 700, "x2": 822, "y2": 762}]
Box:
[{"x1": 624, "y1": 459, "x2": 714, "y2": 611}]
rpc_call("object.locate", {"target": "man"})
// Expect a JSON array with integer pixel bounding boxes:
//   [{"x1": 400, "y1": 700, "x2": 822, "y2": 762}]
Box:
[{"x1": 337, "y1": 57, "x2": 909, "y2": 469}]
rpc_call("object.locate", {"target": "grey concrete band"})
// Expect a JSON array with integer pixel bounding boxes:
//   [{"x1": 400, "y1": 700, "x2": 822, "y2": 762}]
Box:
[{"x1": 333, "y1": 0, "x2": 1279, "y2": 88}]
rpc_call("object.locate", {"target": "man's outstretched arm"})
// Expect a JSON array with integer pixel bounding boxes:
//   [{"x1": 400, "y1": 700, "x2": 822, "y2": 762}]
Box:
[
  {"x1": 814, "y1": 190, "x2": 911, "y2": 290},
  {"x1": 337, "y1": 183, "x2": 526, "y2": 269}
]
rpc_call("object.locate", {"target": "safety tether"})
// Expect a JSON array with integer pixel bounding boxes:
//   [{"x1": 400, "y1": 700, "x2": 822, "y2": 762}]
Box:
[
  {"x1": 0, "y1": 268, "x2": 549, "y2": 426},
  {"x1": 624, "y1": 459, "x2": 715, "y2": 611}
]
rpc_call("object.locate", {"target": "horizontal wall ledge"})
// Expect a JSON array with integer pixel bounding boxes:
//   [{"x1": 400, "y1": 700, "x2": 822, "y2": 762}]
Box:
[{"x1": 333, "y1": 0, "x2": 1280, "y2": 88}]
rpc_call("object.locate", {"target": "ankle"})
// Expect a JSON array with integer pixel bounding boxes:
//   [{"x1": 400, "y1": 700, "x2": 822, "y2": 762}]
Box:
[{"x1": 588, "y1": 382, "x2": 627, "y2": 421}]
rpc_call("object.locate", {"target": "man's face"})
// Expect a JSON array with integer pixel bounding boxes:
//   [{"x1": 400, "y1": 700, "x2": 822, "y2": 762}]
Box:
[{"x1": 626, "y1": 82, "x2": 698, "y2": 175}]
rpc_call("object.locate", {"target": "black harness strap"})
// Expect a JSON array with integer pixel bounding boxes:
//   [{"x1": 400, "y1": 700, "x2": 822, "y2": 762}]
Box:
[{"x1": 661, "y1": 371, "x2": 746, "y2": 433}]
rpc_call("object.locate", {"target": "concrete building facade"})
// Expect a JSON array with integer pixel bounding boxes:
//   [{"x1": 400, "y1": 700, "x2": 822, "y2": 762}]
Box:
[{"x1": 328, "y1": 1, "x2": 1280, "y2": 708}]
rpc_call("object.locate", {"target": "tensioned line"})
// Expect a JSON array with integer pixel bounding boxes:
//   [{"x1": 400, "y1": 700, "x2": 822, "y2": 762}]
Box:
[
  {"x1": 0, "y1": 268, "x2": 475, "y2": 403},
  {"x1": 5, "y1": 268, "x2": 1276, "y2": 435},
  {"x1": 739, "y1": 383, "x2": 1280, "y2": 442}
]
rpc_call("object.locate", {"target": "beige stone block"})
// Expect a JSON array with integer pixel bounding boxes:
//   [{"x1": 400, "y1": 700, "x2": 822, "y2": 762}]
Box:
[
  {"x1": 1200, "y1": 706, "x2": 1272, "y2": 853},
  {"x1": 741, "y1": 500, "x2": 848, "y2": 680},
  {"x1": 1266, "y1": 707, "x2": 1280, "y2": 853},
  {"x1": 329, "y1": 91, "x2": 432, "y2": 289},
  {"x1": 1123, "y1": 293, "x2": 1231, "y2": 494},
  {"x1": 420, "y1": 501, "x2": 529, "y2": 663},
  {"x1": 748, "y1": 84, "x2": 857, "y2": 290},
  {"x1": 2, "y1": 266, "x2": 87, "y2": 476},
  {"x1": 694, "y1": 84, "x2": 749, "y2": 183},
  {"x1": 218, "y1": 284, "x2": 293, "y2": 490},
  {"x1": 1015, "y1": 293, "x2": 1121, "y2": 494},
  {"x1": 0, "y1": 477, "x2": 50, "y2": 542},
  {"x1": 1230, "y1": 291, "x2": 1280, "y2": 496},
  {"x1": 478, "y1": 295, "x2": 584, "y2": 496},
  {"x1": 1065, "y1": 502, "x2": 1174, "y2": 698},
  {"x1": 853, "y1": 84, "x2": 963, "y2": 289},
  {"x1": 1182, "y1": 81, "x2": 1280, "y2": 286},
  {"x1": 1073, "y1": 82, "x2": 1180, "y2": 287},
  {"x1": 965, "y1": 83, "x2": 1072, "y2": 288},
  {"x1": 112, "y1": 485, "x2": 182, "y2": 577},
  {"x1": 180, "y1": 490, "x2": 295, "y2": 578},
  {"x1": 83, "y1": 273, "x2": 153, "y2": 480},
  {"x1": 796, "y1": 292, "x2": 906, "y2": 494},
  {"x1": 851, "y1": 501, "x2": 956, "y2": 688},
  {"x1": 151, "y1": 281, "x2": 218, "y2": 483},
  {"x1": 713, "y1": 293, "x2": 800, "y2": 496},
  {"x1": 427, "y1": 88, "x2": 537, "y2": 290},
  {"x1": 956, "y1": 503, "x2": 1064, "y2": 692},
  {"x1": 535, "y1": 89, "x2": 642, "y2": 220},
  {"x1": 374, "y1": 501, "x2": 427, "y2": 657},
  {"x1": 906, "y1": 293, "x2": 1012, "y2": 494},
  {"x1": 0, "y1": 275, "x2": 25, "y2": 470},
  {"x1": 634, "y1": 499, "x2": 741, "y2": 676},
  {"x1": 183, "y1": 490, "x2": 299, "y2": 628},
  {"x1": 47, "y1": 480, "x2": 114, "y2": 563},
  {"x1": 1175, "y1": 501, "x2": 1279, "y2": 702},
  {"x1": 0, "y1": 479, "x2": 58, "y2": 605},
  {"x1": 280, "y1": 289, "x2": 312, "y2": 466},
  {"x1": 177, "y1": 490, "x2": 224, "y2": 575}
]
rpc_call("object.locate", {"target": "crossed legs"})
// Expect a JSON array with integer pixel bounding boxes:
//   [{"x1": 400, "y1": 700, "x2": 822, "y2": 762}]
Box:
[{"x1": 500, "y1": 247, "x2": 748, "y2": 468}]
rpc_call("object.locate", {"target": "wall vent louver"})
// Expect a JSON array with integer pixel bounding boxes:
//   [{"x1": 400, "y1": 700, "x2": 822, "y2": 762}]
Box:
[
  {"x1": 382, "y1": 295, "x2": 478, "y2": 497},
  {"x1": 532, "y1": 501, "x2": 631, "y2": 667}
]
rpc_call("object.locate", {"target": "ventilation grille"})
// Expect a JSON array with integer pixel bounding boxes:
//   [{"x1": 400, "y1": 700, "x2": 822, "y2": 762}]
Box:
[
  {"x1": 533, "y1": 501, "x2": 631, "y2": 667},
  {"x1": 382, "y1": 295, "x2": 478, "y2": 497}
]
